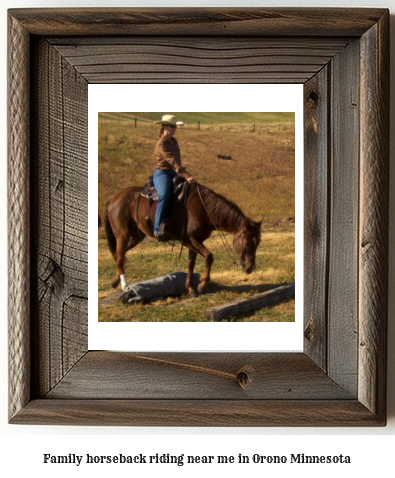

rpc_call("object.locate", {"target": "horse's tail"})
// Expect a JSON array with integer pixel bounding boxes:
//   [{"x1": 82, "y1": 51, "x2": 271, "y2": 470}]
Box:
[{"x1": 104, "y1": 201, "x2": 117, "y2": 259}]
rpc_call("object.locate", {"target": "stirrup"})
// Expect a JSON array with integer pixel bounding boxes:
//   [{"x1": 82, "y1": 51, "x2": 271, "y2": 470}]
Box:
[
  {"x1": 155, "y1": 220, "x2": 169, "y2": 242},
  {"x1": 159, "y1": 220, "x2": 168, "y2": 236},
  {"x1": 155, "y1": 233, "x2": 167, "y2": 242}
]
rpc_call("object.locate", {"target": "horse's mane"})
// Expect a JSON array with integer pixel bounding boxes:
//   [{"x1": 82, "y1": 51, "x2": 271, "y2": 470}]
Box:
[{"x1": 196, "y1": 183, "x2": 245, "y2": 231}]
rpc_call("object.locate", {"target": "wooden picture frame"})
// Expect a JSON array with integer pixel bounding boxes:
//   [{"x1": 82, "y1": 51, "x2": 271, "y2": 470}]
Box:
[{"x1": 8, "y1": 8, "x2": 389, "y2": 426}]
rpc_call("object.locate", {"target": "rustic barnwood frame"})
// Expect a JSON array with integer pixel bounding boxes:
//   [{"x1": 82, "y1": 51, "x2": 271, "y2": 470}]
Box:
[{"x1": 8, "y1": 8, "x2": 389, "y2": 426}]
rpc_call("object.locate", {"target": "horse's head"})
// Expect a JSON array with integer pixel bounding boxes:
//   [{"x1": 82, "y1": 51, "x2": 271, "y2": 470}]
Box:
[{"x1": 233, "y1": 218, "x2": 262, "y2": 274}]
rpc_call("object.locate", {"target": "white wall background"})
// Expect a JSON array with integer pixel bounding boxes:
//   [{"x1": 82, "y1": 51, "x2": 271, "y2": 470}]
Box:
[{"x1": 1, "y1": 0, "x2": 394, "y2": 476}]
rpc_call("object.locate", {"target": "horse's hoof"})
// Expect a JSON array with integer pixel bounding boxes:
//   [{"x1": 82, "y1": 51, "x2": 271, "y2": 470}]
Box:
[
  {"x1": 198, "y1": 282, "x2": 209, "y2": 295},
  {"x1": 189, "y1": 289, "x2": 199, "y2": 298},
  {"x1": 111, "y1": 278, "x2": 120, "y2": 289}
]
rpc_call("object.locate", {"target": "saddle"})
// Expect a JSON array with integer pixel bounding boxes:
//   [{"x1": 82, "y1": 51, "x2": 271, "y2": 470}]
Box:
[
  {"x1": 139, "y1": 175, "x2": 190, "y2": 241},
  {"x1": 140, "y1": 175, "x2": 189, "y2": 203},
  {"x1": 140, "y1": 176, "x2": 158, "y2": 201}
]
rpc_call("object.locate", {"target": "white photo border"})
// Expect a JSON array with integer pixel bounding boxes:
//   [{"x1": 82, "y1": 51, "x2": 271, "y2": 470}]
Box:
[{"x1": 89, "y1": 84, "x2": 303, "y2": 352}]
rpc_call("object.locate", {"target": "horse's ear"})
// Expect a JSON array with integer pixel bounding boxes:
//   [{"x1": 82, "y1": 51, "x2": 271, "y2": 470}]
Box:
[
  {"x1": 243, "y1": 218, "x2": 254, "y2": 230},
  {"x1": 244, "y1": 218, "x2": 262, "y2": 231}
]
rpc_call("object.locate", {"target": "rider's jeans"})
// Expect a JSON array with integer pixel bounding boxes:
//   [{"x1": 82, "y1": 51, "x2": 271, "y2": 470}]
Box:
[{"x1": 153, "y1": 168, "x2": 177, "y2": 234}]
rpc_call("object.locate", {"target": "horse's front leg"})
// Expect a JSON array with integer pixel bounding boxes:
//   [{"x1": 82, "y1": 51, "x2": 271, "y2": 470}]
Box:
[
  {"x1": 186, "y1": 249, "x2": 199, "y2": 297},
  {"x1": 198, "y1": 249, "x2": 214, "y2": 294},
  {"x1": 189, "y1": 238, "x2": 213, "y2": 295}
]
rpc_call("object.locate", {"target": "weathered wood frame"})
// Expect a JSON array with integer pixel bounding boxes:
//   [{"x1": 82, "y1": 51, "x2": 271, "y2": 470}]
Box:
[{"x1": 8, "y1": 8, "x2": 389, "y2": 426}]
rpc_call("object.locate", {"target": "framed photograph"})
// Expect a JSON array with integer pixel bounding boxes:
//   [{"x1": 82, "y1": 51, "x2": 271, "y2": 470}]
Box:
[
  {"x1": 90, "y1": 85, "x2": 303, "y2": 352},
  {"x1": 8, "y1": 8, "x2": 389, "y2": 426}
]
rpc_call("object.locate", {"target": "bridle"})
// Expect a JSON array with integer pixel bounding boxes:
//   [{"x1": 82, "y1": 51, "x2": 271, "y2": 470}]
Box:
[
  {"x1": 233, "y1": 228, "x2": 245, "y2": 264},
  {"x1": 196, "y1": 183, "x2": 244, "y2": 269}
]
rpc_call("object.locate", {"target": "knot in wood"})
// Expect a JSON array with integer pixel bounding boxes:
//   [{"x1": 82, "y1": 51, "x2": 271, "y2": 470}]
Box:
[
  {"x1": 41, "y1": 258, "x2": 65, "y2": 293},
  {"x1": 304, "y1": 321, "x2": 314, "y2": 341},
  {"x1": 308, "y1": 90, "x2": 319, "y2": 103}
]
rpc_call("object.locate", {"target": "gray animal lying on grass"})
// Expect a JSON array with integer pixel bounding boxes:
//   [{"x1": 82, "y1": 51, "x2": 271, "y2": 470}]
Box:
[{"x1": 119, "y1": 272, "x2": 201, "y2": 304}]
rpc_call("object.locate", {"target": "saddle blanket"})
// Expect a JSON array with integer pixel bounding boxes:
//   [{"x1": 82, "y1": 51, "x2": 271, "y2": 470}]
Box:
[{"x1": 119, "y1": 271, "x2": 201, "y2": 304}]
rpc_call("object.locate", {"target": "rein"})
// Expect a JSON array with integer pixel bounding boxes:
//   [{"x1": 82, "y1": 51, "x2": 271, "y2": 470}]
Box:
[{"x1": 196, "y1": 183, "x2": 243, "y2": 269}]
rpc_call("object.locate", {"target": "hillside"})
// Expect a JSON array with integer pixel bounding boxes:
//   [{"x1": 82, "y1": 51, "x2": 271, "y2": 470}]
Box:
[
  {"x1": 98, "y1": 112, "x2": 295, "y2": 226},
  {"x1": 99, "y1": 112, "x2": 295, "y2": 126}
]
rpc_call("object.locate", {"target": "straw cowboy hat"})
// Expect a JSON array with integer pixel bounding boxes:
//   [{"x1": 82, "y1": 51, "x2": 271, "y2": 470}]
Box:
[{"x1": 154, "y1": 114, "x2": 184, "y2": 126}]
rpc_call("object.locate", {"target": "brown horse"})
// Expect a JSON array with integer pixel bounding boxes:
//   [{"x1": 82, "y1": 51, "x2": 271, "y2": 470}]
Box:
[{"x1": 104, "y1": 182, "x2": 262, "y2": 296}]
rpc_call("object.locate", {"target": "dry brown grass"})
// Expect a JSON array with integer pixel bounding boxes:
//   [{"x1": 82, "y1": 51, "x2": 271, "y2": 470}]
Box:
[{"x1": 98, "y1": 113, "x2": 295, "y2": 322}]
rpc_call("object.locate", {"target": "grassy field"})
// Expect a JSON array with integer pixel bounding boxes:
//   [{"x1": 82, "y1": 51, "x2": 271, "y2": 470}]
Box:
[{"x1": 98, "y1": 112, "x2": 295, "y2": 322}]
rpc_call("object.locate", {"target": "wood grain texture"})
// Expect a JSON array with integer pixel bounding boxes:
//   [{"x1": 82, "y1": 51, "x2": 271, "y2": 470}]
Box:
[
  {"x1": 358, "y1": 12, "x2": 389, "y2": 421},
  {"x1": 45, "y1": 352, "x2": 353, "y2": 400},
  {"x1": 327, "y1": 39, "x2": 360, "y2": 396},
  {"x1": 8, "y1": 7, "x2": 387, "y2": 37},
  {"x1": 49, "y1": 37, "x2": 350, "y2": 84},
  {"x1": 7, "y1": 8, "x2": 389, "y2": 426},
  {"x1": 31, "y1": 39, "x2": 88, "y2": 397},
  {"x1": 8, "y1": 13, "x2": 31, "y2": 421},
  {"x1": 11, "y1": 399, "x2": 384, "y2": 427},
  {"x1": 303, "y1": 67, "x2": 330, "y2": 371}
]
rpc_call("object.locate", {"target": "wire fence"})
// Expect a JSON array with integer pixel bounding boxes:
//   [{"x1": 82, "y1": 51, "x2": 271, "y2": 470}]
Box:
[{"x1": 98, "y1": 113, "x2": 293, "y2": 134}]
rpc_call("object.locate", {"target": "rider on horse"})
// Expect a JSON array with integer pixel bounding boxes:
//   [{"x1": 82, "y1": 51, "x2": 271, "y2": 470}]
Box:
[{"x1": 153, "y1": 114, "x2": 196, "y2": 241}]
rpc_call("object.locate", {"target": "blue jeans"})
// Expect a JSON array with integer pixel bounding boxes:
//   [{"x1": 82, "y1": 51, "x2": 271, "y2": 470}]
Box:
[{"x1": 153, "y1": 168, "x2": 177, "y2": 234}]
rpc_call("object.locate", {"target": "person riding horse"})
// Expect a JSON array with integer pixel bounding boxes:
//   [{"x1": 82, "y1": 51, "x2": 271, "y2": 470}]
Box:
[
  {"x1": 104, "y1": 114, "x2": 262, "y2": 294},
  {"x1": 153, "y1": 114, "x2": 196, "y2": 241}
]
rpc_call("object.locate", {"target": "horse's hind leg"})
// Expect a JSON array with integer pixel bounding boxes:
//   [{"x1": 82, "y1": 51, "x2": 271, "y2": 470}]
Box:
[
  {"x1": 111, "y1": 234, "x2": 128, "y2": 290},
  {"x1": 112, "y1": 231, "x2": 144, "y2": 291}
]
